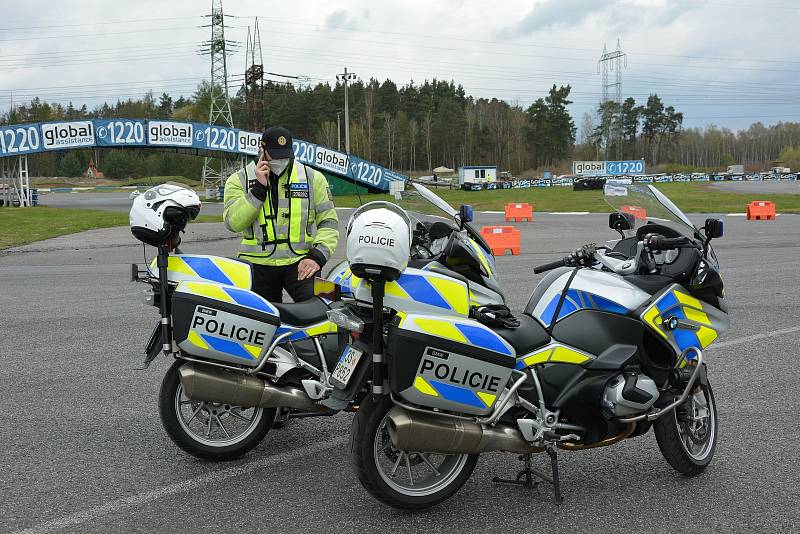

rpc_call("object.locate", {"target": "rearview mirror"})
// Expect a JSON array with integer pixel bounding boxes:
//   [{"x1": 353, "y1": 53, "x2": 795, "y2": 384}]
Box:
[
  {"x1": 704, "y1": 218, "x2": 724, "y2": 239},
  {"x1": 459, "y1": 205, "x2": 473, "y2": 224},
  {"x1": 313, "y1": 277, "x2": 342, "y2": 301},
  {"x1": 609, "y1": 212, "x2": 634, "y2": 232}
]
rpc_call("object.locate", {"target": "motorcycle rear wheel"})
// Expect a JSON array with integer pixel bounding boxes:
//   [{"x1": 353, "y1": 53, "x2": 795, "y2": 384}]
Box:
[
  {"x1": 654, "y1": 380, "x2": 717, "y2": 476},
  {"x1": 350, "y1": 394, "x2": 478, "y2": 510},
  {"x1": 159, "y1": 360, "x2": 275, "y2": 461}
]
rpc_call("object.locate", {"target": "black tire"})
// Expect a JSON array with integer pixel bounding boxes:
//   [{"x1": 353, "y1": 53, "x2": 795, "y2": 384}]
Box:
[
  {"x1": 350, "y1": 394, "x2": 478, "y2": 510},
  {"x1": 159, "y1": 360, "x2": 275, "y2": 461},
  {"x1": 654, "y1": 381, "x2": 718, "y2": 476}
]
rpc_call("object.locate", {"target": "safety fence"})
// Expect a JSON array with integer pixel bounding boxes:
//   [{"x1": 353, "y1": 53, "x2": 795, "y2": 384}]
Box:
[{"x1": 460, "y1": 173, "x2": 799, "y2": 191}]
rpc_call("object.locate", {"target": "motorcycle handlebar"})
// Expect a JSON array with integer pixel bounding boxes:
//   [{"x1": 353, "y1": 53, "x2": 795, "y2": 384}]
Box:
[
  {"x1": 645, "y1": 235, "x2": 692, "y2": 251},
  {"x1": 534, "y1": 258, "x2": 568, "y2": 274}
]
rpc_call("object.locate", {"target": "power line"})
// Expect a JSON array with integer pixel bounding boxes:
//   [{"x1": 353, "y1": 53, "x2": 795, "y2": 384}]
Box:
[{"x1": 0, "y1": 16, "x2": 202, "y2": 32}]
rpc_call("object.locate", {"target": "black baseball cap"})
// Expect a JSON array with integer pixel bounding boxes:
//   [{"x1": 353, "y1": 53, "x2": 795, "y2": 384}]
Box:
[{"x1": 260, "y1": 126, "x2": 294, "y2": 159}]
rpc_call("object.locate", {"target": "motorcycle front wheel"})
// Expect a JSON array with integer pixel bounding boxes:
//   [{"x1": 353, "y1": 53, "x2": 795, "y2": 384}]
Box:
[
  {"x1": 654, "y1": 379, "x2": 718, "y2": 476},
  {"x1": 350, "y1": 394, "x2": 478, "y2": 510},
  {"x1": 159, "y1": 360, "x2": 275, "y2": 461}
]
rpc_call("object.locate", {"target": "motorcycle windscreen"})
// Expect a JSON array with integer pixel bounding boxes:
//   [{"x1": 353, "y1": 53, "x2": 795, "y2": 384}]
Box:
[{"x1": 172, "y1": 281, "x2": 280, "y2": 367}]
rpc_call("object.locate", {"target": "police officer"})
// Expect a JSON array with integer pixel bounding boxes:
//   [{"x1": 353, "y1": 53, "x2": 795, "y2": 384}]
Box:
[{"x1": 223, "y1": 126, "x2": 339, "y2": 302}]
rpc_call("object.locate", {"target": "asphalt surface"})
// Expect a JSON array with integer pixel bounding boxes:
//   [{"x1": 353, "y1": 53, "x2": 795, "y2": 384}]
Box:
[
  {"x1": 2, "y1": 211, "x2": 799, "y2": 533},
  {"x1": 38, "y1": 191, "x2": 224, "y2": 216}
]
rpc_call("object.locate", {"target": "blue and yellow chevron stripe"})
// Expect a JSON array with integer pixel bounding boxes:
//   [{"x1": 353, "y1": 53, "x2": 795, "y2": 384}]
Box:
[
  {"x1": 642, "y1": 289, "x2": 718, "y2": 357},
  {"x1": 186, "y1": 329, "x2": 264, "y2": 360},
  {"x1": 412, "y1": 376, "x2": 497, "y2": 409},
  {"x1": 177, "y1": 281, "x2": 278, "y2": 316},
  {"x1": 540, "y1": 289, "x2": 628, "y2": 327},
  {"x1": 275, "y1": 321, "x2": 338, "y2": 342},
  {"x1": 333, "y1": 268, "x2": 469, "y2": 315},
  {"x1": 403, "y1": 315, "x2": 514, "y2": 356},
  {"x1": 515, "y1": 343, "x2": 592, "y2": 369},
  {"x1": 151, "y1": 255, "x2": 251, "y2": 289}
]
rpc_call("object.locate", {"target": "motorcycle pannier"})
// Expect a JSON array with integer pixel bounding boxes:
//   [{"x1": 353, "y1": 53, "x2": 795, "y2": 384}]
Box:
[
  {"x1": 171, "y1": 281, "x2": 280, "y2": 367},
  {"x1": 386, "y1": 313, "x2": 516, "y2": 416}
]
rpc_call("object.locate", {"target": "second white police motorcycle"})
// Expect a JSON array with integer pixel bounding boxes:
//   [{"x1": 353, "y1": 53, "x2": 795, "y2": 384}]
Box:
[{"x1": 326, "y1": 183, "x2": 729, "y2": 509}]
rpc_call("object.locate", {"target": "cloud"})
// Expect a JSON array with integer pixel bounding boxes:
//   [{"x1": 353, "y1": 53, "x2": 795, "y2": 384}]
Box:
[
  {"x1": 324, "y1": 9, "x2": 357, "y2": 29},
  {"x1": 504, "y1": 0, "x2": 611, "y2": 36}
]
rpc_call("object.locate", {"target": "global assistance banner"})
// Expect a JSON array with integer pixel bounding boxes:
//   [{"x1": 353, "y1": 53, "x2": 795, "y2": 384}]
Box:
[
  {"x1": 0, "y1": 119, "x2": 404, "y2": 191},
  {"x1": 573, "y1": 160, "x2": 645, "y2": 176}
]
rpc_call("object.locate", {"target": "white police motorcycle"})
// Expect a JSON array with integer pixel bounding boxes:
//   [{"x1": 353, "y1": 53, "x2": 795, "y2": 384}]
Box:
[
  {"x1": 327, "y1": 183, "x2": 729, "y2": 509},
  {"x1": 128, "y1": 183, "x2": 506, "y2": 461}
]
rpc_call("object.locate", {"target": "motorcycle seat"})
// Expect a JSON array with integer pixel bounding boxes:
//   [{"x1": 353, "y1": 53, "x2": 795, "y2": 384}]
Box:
[
  {"x1": 491, "y1": 313, "x2": 551, "y2": 354},
  {"x1": 272, "y1": 297, "x2": 331, "y2": 327}
]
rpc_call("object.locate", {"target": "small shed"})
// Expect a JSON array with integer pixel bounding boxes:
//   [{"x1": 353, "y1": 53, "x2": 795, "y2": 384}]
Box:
[{"x1": 458, "y1": 165, "x2": 497, "y2": 185}]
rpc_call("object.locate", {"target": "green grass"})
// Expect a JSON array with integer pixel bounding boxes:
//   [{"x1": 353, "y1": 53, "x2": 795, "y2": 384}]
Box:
[
  {"x1": 0, "y1": 207, "x2": 220, "y2": 250},
  {"x1": 333, "y1": 183, "x2": 800, "y2": 214}
]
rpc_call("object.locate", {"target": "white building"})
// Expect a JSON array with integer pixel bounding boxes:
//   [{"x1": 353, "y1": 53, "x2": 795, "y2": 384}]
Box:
[{"x1": 458, "y1": 165, "x2": 497, "y2": 185}]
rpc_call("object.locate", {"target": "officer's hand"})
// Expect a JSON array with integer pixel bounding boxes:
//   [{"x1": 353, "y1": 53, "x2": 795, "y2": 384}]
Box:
[
  {"x1": 254, "y1": 161, "x2": 270, "y2": 186},
  {"x1": 297, "y1": 258, "x2": 320, "y2": 280}
]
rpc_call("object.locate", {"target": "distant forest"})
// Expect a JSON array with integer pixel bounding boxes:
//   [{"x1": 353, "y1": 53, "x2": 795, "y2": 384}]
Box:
[{"x1": 3, "y1": 78, "x2": 800, "y2": 179}]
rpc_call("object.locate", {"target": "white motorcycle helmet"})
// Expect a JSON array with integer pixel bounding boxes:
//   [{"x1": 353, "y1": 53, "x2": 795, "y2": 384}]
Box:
[
  {"x1": 130, "y1": 184, "x2": 201, "y2": 247},
  {"x1": 346, "y1": 202, "x2": 411, "y2": 281}
]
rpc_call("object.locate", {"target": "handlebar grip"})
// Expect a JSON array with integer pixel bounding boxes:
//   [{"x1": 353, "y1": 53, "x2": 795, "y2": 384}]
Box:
[
  {"x1": 648, "y1": 235, "x2": 690, "y2": 251},
  {"x1": 534, "y1": 258, "x2": 567, "y2": 274}
]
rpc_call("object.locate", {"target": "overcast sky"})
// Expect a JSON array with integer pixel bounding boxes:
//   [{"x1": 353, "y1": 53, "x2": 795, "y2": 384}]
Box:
[{"x1": 1, "y1": 0, "x2": 798, "y2": 132}]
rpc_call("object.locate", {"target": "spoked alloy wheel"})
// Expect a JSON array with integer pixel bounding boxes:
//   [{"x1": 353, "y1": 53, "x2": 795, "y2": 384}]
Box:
[
  {"x1": 159, "y1": 361, "x2": 274, "y2": 460},
  {"x1": 351, "y1": 395, "x2": 478, "y2": 509},
  {"x1": 373, "y1": 418, "x2": 470, "y2": 497},
  {"x1": 654, "y1": 379, "x2": 718, "y2": 475}
]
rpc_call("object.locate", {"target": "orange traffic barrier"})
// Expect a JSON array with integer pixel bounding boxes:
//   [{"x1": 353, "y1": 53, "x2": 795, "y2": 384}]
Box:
[
  {"x1": 505, "y1": 202, "x2": 533, "y2": 222},
  {"x1": 480, "y1": 226, "x2": 521, "y2": 256},
  {"x1": 620, "y1": 205, "x2": 647, "y2": 220},
  {"x1": 746, "y1": 200, "x2": 776, "y2": 220}
]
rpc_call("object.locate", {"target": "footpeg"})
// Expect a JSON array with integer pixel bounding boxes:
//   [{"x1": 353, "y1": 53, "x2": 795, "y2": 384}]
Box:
[{"x1": 301, "y1": 379, "x2": 331, "y2": 400}]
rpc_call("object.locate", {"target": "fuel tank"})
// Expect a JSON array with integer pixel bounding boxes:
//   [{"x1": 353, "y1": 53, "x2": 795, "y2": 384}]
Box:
[{"x1": 526, "y1": 268, "x2": 651, "y2": 328}]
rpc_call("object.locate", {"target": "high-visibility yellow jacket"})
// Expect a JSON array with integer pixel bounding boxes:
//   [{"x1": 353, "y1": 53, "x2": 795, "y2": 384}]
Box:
[{"x1": 222, "y1": 160, "x2": 339, "y2": 266}]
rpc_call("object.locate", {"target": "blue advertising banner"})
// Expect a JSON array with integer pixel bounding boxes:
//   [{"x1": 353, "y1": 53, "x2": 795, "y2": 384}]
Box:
[
  {"x1": 0, "y1": 118, "x2": 408, "y2": 192},
  {"x1": 0, "y1": 123, "x2": 42, "y2": 156},
  {"x1": 95, "y1": 119, "x2": 147, "y2": 147},
  {"x1": 606, "y1": 160, "x2": 645, "y2": 175}
]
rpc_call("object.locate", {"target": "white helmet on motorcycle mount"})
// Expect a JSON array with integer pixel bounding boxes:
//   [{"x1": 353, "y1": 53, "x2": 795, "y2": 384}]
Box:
[
  {"x1": 346, "y1": 201, "x2": 411, "y2": 282},
  {"x1": 129, "y1": 184, "x2": 201, "y2": 247}
]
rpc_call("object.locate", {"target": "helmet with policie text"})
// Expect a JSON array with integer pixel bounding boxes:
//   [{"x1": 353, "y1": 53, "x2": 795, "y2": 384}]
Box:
[
  {"x1": 346, "y1": 202, "x2": 411, "y2": 281},
  {"x1": 129, "y1": 184, "x2": 201, "y2": 247}
]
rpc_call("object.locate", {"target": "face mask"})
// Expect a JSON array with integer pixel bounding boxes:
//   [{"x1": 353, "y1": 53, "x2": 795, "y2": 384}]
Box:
[{"x1": 269, "y1": 158, "x2": 290, "y2": 176}]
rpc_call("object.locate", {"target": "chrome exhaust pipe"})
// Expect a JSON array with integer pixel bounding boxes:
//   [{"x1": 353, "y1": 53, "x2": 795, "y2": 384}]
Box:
[
  {"x1": 385, "y1": 406, "x2": 543, "y2": 455},
  {"x1": 178, "y1": 363, "x2": 325, "y2": 412}
]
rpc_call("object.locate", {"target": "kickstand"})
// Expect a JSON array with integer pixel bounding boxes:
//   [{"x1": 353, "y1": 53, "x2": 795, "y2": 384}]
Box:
[{"x1": 492, "y1": 446, "x2": 563, "y2": 504}]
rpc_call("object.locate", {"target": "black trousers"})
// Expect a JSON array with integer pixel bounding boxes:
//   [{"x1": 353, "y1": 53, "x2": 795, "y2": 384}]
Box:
[{"x1": 250, "y1": 260, "x2": 320, "y2": 303}]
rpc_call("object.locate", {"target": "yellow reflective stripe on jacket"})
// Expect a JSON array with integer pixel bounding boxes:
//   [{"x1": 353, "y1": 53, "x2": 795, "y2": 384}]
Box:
[{"x1": 223, "y1": 161, "x2": 339, "y2": 266}]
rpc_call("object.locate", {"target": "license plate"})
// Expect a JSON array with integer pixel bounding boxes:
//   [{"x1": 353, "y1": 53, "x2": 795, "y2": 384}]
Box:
[{"x1": 330, "y1": 346, "x2": 363, "y2": 389}]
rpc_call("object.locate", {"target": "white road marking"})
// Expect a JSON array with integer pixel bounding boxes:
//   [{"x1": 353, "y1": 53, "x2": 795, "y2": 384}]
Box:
[
  {"x1": 12, "y1": 435, "x2": 349, "y2": 534},
  {"x1": 710, "y1": 325, "x2": 800, "y2": 350},
  {"x1": 482, "y1": 210, "x2": 504, "y2": 214},
  {"x1": 726, "y1": 214, "x2": 746, "y2": 216},
  {"x1": 550, "y1": 212, "x2": 590, "y2": 215}
]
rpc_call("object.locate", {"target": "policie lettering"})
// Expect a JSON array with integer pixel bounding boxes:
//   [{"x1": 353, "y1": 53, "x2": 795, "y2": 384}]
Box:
[
  {"x1": 420, "y1": 358, "x2": 501, "y2": 393},
  {"x1": 192, "y1": 315, "x2": 267, "y2": 345},
  {"x1": 358, "y1": 234, "x2": 395, "y2": 247}
]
